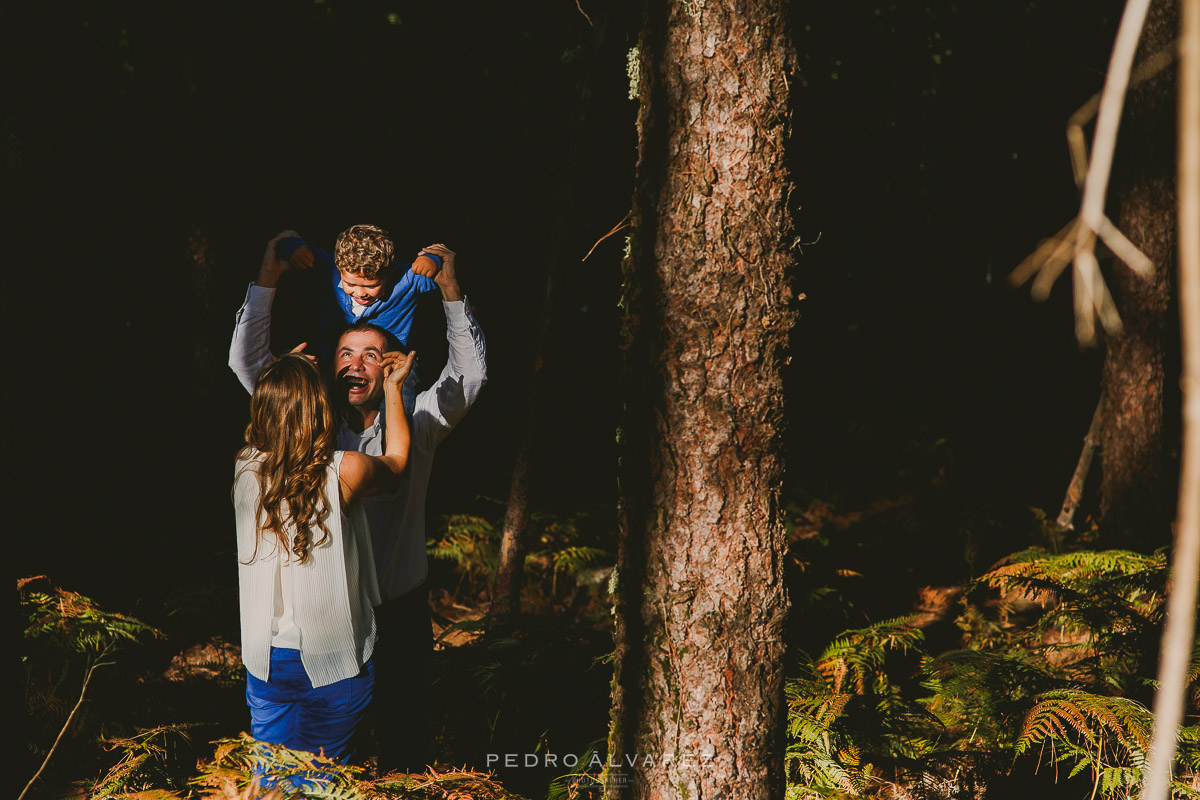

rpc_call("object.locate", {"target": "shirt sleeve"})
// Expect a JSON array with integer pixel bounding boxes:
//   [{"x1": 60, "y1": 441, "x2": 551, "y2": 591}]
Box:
[
  {"x1": 406, "y1": 252, "x2": 442, "y2": 293},
  {"x1": 228, "y1": 283, "x2": 277, "y2": 394},
  {"x1": 411, "y1": 270, "x2": 439, "y2": 294},
  {"x1": 412, "y1": 297, "x2": 488, "y2": 450},
  {"x1": 279, "y1": 236, "x2": 339, "y2": 285}
]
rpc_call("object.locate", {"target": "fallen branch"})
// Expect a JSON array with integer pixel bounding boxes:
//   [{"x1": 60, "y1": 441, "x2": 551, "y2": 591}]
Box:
[
  {"x1": 19, "y1": 643, "x2": 117, "y2": 800},
  {"x1": 1056, "y1": 396, "x2": 1104, "y2": 533}
]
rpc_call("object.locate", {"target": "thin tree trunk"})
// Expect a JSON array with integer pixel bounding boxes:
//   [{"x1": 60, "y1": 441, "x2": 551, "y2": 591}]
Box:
[
  {"x1": 492, "y1": 428, "x2": 534, "y2": 624},
  {"x1": 1102, "y1": 0, "x2": 1179, "y2": 547},
  {"x1": 489, "y1": 338, "x2": 542, "y2": 623},
  {"x1": 1056, "y1": 397, "x2": 1104, "y2": 534},
  {"x1": 608, "y1": 2, "x2": 797, "y2": 798}
]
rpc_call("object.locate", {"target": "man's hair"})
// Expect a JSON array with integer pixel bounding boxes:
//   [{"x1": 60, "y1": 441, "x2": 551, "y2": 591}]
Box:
[
  {"x1": 338, "y1": 320, "x2": 403, "y2": 354},
  {"x1": 335, "y1": 224, "x2": 394, "y2": 279}
]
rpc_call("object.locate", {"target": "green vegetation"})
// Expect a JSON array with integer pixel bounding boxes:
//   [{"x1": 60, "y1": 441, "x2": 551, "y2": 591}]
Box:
[
  {"x1": 19, "y1": 507, "x2": 1200, "y2": 800},
  {"x1": 20, "y1": 576, "x2": 163, "y2": 800},
  {"x1": 783, "y1": 547, "x2": 1200, "y2": 799}
]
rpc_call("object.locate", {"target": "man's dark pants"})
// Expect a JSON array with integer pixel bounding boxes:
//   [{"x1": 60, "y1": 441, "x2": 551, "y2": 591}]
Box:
[{"x1": 371, "y1": 585, "x2": 433, "y2": 773}]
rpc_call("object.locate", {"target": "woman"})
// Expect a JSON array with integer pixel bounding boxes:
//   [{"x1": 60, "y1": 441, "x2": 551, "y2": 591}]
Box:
[{"x1": 232, "y1": 348, "x2": 413, "y2": 761}]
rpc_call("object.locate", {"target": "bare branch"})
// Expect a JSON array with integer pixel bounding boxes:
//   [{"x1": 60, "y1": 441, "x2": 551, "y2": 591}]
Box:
[
  {"x1": 1097, "y1": 214, "x2": 1155, "y2": 276},
  {"x1": 1056, "y1": 397, "x2": 1104, "y2": 533},
  {"x1": 1010, "y1": 218, "x2": 1078, "y2": 289},
  {"x1": 582, "y1": 211, "x2": 632, "y2": 262},
  {"x1": 574, "y1": 0, "x2": 594, "y2": 28},
  {"x1": 19, "y1": 644, "x2": 117, "y2": 800},
  {"x1": 1079, "y1": 0, "x2": 1153, "y2": 233},
  {"x1": 1013, "y1": 1, "x2": 1173, "y2": 345}
]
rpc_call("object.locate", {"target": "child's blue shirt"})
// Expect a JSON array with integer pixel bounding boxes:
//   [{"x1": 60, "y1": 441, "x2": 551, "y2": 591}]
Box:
[{"x1": 277, "y1": 236, "x2": 441, "y2": 360}]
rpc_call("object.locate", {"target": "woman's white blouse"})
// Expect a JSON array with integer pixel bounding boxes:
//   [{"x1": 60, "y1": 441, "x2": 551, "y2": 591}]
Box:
[{"x1": 234, "y1": 450, "x2": 381, "y2": 688}]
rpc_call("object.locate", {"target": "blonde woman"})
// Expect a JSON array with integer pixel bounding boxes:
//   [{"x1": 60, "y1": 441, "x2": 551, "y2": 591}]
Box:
[{"x1": 233, "y1": 348, "x2": 413, "y2": 761}]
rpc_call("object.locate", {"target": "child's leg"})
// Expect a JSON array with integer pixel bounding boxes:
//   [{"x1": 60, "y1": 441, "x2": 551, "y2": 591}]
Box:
[{"x1": 402, "y1": 355, "x2": 419, "y2": 416}]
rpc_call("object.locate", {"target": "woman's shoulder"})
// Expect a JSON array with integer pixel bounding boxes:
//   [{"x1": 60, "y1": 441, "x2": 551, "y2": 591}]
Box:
[{"x1": 234, "y1": 449, "x2": 263, "y2": 473}]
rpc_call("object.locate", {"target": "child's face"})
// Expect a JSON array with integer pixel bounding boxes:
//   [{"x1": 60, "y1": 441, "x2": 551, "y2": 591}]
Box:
[{"x1": 338, "y1": 270, "x2": 386, "y2": 306}]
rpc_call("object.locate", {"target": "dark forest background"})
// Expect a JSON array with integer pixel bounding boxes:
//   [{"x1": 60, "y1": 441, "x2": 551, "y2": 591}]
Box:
[{"x1": 5, "y1": 0, "x2": 1134, "y2": 665}]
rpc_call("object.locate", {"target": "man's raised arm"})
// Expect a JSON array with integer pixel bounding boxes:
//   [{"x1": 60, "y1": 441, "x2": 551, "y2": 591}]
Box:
[
  {"x1": 228, "y1": 231, "x2": 294, "y2": 394},
  {"x1": 412, "y1": 244, "x2": 488, "y2": 448}
]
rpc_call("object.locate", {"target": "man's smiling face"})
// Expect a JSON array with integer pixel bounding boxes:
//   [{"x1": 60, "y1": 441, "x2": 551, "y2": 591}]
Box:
[{"x1": 334, "y1": 328, "x2": 390, "y2": 410}]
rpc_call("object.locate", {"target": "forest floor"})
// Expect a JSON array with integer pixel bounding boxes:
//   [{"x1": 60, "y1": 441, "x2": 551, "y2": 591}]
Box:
[{"x1": 23, "y1": 443, "x2": 1186, "y2": 800}]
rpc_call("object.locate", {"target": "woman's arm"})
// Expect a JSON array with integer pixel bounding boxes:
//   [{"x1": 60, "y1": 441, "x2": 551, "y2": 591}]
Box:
[{"x1": 338, "y1": 352, "x2": 415, "y2": 509}]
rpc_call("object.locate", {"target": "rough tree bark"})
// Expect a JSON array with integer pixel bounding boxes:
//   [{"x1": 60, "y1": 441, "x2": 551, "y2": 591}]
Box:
[
  {"x1": 607, "y1": 1, "x2": 797, "y2": 798},
  {"x1": 1101, "y1": 0, "x2": 1179, "y2": 547}
]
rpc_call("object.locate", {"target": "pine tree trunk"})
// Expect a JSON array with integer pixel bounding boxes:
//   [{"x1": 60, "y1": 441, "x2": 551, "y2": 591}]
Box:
[
  {"x1": 1101, "y1": 0, "x2": 1179, "y2": 547},
  {"x1": 608, "y1": 2, "x2": 797, "y2": 798},
  {"x1": 491, "y1": 430, "x2": 533, "y2": 623}
]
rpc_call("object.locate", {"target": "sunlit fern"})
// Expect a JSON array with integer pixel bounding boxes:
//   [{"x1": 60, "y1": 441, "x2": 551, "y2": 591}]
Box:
[
  {"x1": 83, "y1": 723, "x2": 203, "y2": 798},
  {"x1": 190, "y1": 734, "x2": 365, "y2": 800},
  {"x1": 784, "y1": 548, "x2": 1199, "y2": 799}
]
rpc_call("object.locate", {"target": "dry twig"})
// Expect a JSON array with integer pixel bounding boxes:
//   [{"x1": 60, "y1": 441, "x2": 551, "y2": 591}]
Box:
[
  {"x1": 19, "y1": 643, "x2": 117, "y2": 800},
  {"x1": 581, "y1": 212, "x2": 631, "y2": 262},
  {"x1": 1056, "y1": 397, "x2": 1104, "y2": 533},
  {"x1": 1010, "y1": 0, "x2": 1171, "y2": 346}
]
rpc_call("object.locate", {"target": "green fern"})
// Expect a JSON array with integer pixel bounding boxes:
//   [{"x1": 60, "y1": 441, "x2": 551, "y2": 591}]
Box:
[
  {"x1": 21, "y1": 575, "x2": 162, "y2": 654},
  {"x1": 785, "y1": 547, "x2": 1199, "y2": 799},
  {"x1": 191, "y1": 733, "x2": 366, "y2": 800},
  {"x1": 785, "y1": 618, "x2": 941, "y2": 795},
  {"x1": 83, "y1": 724, "x2": 202, "y2": 798}
]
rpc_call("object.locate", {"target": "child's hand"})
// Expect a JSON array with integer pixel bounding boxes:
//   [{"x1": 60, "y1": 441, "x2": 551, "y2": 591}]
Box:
[
  {"x1": 287, "y1": 244, "x2": 316, "y2": 270},
  {"x1": 257, "y1": 230, "x2": 300, "y2": 288},
  {"x1": 412, "y1": 254, "x2": 440, "y2": 278},
  {"x1": 382, "y1": 351, "x2": 417, "y2": 390},
  {"x1": 418, "y1": 244, "x2": 462, "y2": 301}
]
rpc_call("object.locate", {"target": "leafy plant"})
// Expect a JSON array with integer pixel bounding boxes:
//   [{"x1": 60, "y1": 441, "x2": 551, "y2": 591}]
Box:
[
  {"x1": 428, "y1": 514, "x2": 501, "y2": 595},
  {"x1": 786, "y1": 617, "x2": 943, "y2": 796},
  {"x1": 784, "y1": 549, "x2": 1200, "y2": 799},
  {"x1": 428, "y1": 506, "x2": 614, "y2": 613},
  {"x1": 190, "y1": 733, "x2": 365, "y2": 800},
  {"x1": 83, "y1": 723, "x2": 203, "y2": 798},
  {"x1": 19, "y1": 576, "x2": 162, "y2": 800},
  {"x1": 546, "y1": 738, "x2": 606, "y2": 800}
]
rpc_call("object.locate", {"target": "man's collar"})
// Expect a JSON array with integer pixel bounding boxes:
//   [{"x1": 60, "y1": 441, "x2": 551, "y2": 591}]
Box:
[{"x1": 339, "y1": 405, "x2": 383, "y2": 437}]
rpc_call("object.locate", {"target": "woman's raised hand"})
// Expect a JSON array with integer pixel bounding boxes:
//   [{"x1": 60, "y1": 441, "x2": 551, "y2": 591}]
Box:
[{"x1": 382, "y1": 351, "x2": 417, "y2": 390}]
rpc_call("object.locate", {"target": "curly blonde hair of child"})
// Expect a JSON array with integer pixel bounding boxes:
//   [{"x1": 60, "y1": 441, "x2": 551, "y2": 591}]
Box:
[
  {"x1": 334, "y1": 224, "x2": 394, "y2": 279},
  {"x1": 236, "y1": 353, "x2": 337, "y2": 564}
]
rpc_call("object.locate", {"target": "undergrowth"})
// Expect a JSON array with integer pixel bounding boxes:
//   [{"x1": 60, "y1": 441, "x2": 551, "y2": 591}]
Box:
[{"x1": 784, "y1": 546, "x2": 1200, "y2": 799}]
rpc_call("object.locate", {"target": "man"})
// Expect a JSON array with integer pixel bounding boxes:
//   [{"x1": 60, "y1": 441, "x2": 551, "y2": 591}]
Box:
[{"x1": 230, "y1": 230, "x2": 487, "y2": 771}]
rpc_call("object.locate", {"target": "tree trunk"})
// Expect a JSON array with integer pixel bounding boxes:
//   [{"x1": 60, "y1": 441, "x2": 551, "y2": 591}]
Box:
[
  {"x1": 1101, "y1": 0, "x2": 1179, "y2": 547},
  {"x1": 608, "y1": 2, "x2": 797, "y2": 798},
  {"x1": 491, "y1": 429, "x2": 533, "y2": 624}
]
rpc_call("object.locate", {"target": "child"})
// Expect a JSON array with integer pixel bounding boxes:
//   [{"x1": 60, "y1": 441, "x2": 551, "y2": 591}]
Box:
[
  {"x1": 278, "y1": 224, "x2": 441, "y2": 350},
  {"x1": 276, "y1": 225, "x2": 441, "y2": 408}
]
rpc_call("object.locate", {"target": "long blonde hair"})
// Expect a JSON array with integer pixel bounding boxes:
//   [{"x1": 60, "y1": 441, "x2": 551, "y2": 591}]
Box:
[{"x1": 236, "y1": 353, "x2": 337, "y2": 564}]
